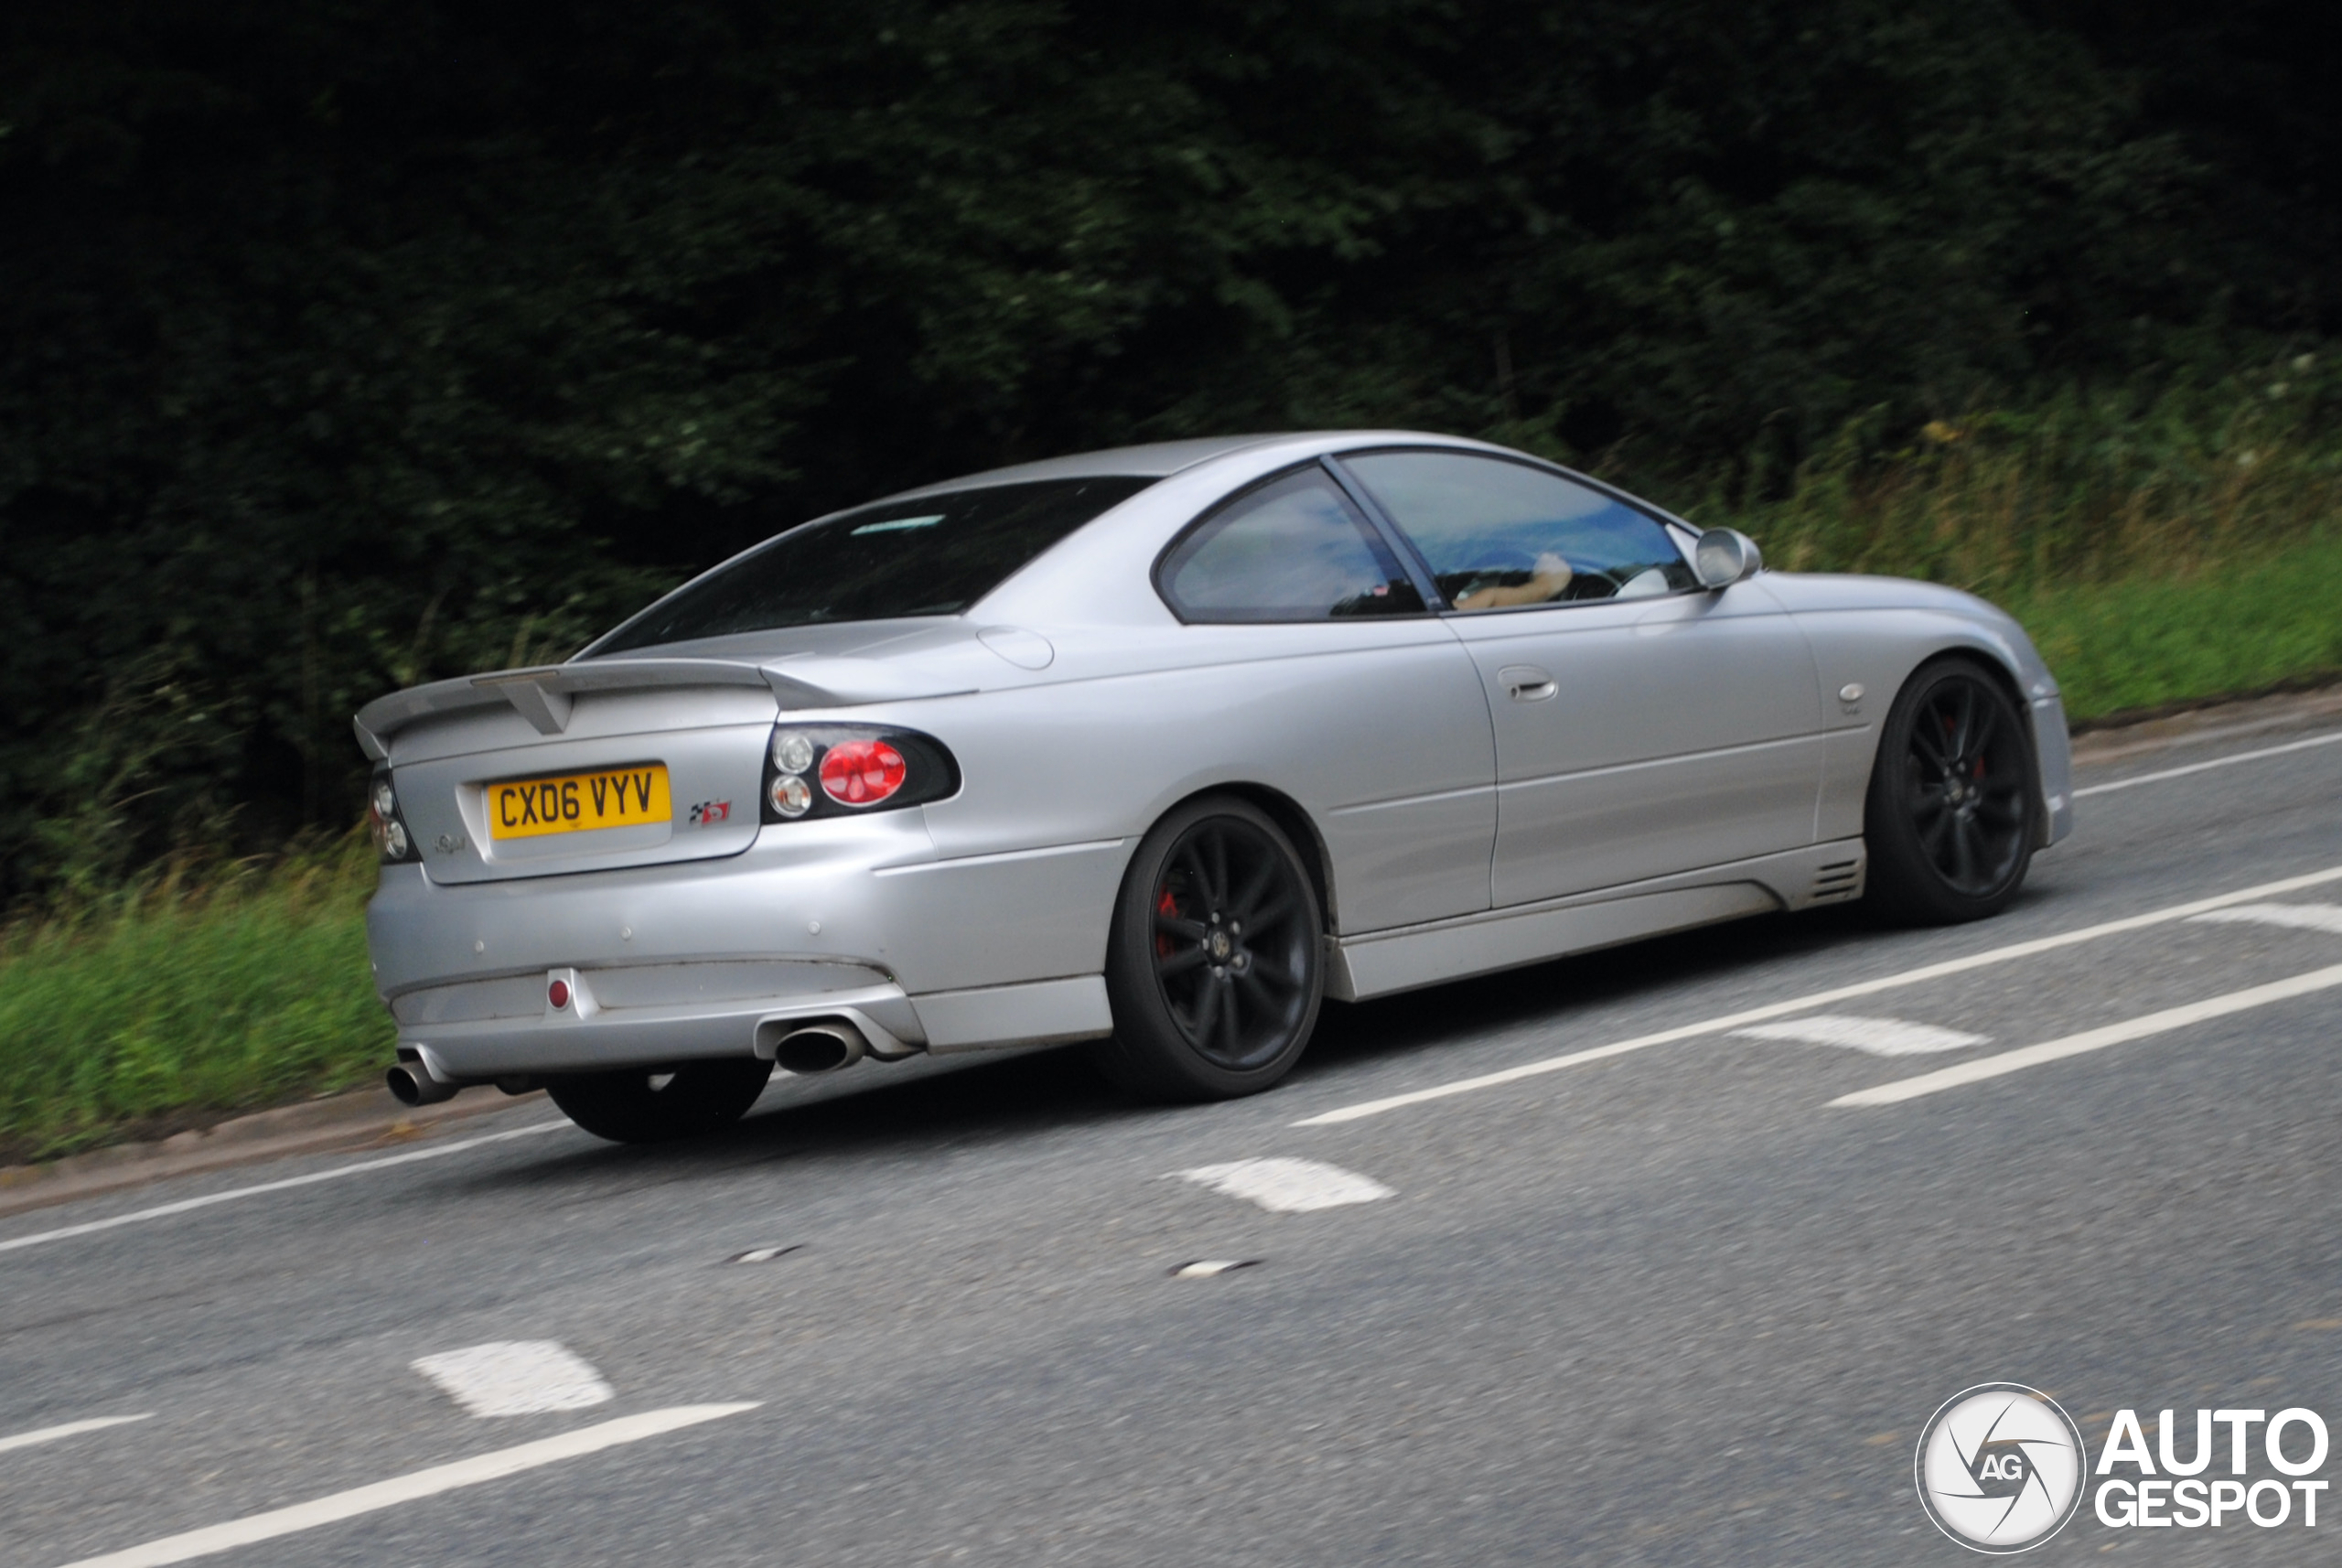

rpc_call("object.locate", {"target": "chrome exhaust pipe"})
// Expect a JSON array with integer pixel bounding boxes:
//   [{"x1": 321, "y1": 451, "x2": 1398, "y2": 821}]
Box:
[
  {"x1": 386, "y1": 1052, "x2": 460, "y2": 1107},
  {"x1": 772, "y1": 1021, "x2": 868, "y2": 1075}
]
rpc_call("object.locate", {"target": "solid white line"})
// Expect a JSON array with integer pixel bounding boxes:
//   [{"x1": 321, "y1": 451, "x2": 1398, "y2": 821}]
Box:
[
  {"x1": 49, "y1": 1402, "x2": 758, "y2": 1568},
  {"x1": 0, "y1": 1414, "x2": 153, "y2": 1455},
  {"x1": 2072, "y1": 728, "x2": 2342, "y2": 798},
  {"x1": 1290, "y1": 860, "x2": 2342, "y2": 1126},
  {"x1": 1829, "y1": 963, "x2": 2342, "y2": 1106},
  {"x1": 0, "y1": 1121, "x2": 571, "y2": 1257}
]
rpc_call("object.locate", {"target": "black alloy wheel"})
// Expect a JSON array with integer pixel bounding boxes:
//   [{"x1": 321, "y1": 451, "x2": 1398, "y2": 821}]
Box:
[
  {"x1": 1864, "y1": 659, "x2": 2038, "y2": 924},
  {"x1": 543, "y1": 1056, "x2": 774, "y2": 1143},
  {"x1": 1094, "y1": 795, "x2": 1325, "y2": 1100}
]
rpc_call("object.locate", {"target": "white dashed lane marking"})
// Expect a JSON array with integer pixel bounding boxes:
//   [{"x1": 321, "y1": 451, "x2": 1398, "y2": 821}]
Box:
[
  {"x1": 1178, "y1": 1158, "x2": 1393, "y2": 1213},
  {"x1": 48, "y1": 1404, "x2": 758, "y2": 1568},
  {"x1": 2192, "y1": 903, "x2": 2342, "y2": 935},
  {"x1": 412, "y1": 1342, "x2": 614, "y2": 1418},
  {"x1": 1731, "y1": 1015, "x2": 1989, "y2": 1056},
  {"x1": 0, "y1": 1414, "x2": 152, "y2": 1455},
  {"x1": 1830, "y1": 962, "x2": 2342, "y2": 1107}
]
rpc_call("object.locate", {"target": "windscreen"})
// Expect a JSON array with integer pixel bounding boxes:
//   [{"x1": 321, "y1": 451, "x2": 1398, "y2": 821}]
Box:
[{"x1": 587, "y1": 476, "x2": 1156, "y2": 653}]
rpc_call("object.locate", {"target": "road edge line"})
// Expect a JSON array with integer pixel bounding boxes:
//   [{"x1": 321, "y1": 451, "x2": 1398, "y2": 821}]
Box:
[
  {"x1": 2071, "y1": 727, "x2": 2342, "y2": 799},
  {"x1": 0, "y1": 1122, "x2": 570, "y2": 1256}
]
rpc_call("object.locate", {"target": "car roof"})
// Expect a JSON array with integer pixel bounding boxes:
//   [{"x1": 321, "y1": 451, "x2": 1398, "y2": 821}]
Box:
[{"x1": 878, "y1": 434, "x2": 1312, "y2": 498}]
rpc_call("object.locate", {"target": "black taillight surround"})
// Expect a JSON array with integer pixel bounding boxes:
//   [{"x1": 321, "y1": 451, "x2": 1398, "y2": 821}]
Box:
[
  {"x1": 368, "y1": 766, "x2": 424, "y2": 864},
  {"x1": 761, "y1": 725, "x2": 961, "y2": 823}
]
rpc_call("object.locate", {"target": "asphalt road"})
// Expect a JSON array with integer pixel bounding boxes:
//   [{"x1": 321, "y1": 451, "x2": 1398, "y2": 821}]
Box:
[{"x1": 5, "y1": 715, "x2": 2341, "y2": 1566}]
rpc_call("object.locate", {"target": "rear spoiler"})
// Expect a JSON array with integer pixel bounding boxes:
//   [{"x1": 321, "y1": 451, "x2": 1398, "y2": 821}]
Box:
[{"x1": 352, "y1": 657, "x2": 976, "y2": 760}]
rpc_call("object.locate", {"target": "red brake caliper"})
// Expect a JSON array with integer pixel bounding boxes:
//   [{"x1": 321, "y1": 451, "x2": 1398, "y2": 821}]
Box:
[{"x1": 1155, "y1": 886, "x2": 1178, "y2": 960}]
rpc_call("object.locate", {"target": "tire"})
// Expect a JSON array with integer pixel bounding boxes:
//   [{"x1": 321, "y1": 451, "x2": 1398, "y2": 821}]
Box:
[
  {"x1": 1091, "y1": 795, "x2": 1326, "y2": 1101},
  {"x1": 543, "y1": 1057, "x2": 774, "y2": 1144},
  {"x1": 1864, "y1": 658, "x2": 2039, "y2": 924}
]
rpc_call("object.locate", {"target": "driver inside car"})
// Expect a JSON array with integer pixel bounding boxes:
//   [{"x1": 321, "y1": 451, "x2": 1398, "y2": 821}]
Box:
[{"x1": 1454, "y1": 550, "x2": 1574, "y2": 610}]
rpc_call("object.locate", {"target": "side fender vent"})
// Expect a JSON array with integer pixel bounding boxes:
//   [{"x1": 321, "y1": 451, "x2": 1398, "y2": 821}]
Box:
[{"x1": 1811, "y1": 859, "x2": 1863, "y2": 902}]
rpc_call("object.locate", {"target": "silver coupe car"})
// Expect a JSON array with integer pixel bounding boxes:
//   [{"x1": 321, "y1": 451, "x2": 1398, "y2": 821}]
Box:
[{"x1": 358, "y1": 432, "x2": 2073, "y2": 1141}]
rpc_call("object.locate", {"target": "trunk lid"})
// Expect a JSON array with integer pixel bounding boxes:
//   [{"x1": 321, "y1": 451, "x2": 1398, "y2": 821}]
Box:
[{"x1": 367, "y1": 663, "x2": 778, "y2": 885}]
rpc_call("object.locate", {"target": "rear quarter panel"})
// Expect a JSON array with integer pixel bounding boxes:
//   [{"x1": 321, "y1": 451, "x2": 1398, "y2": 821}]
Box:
[{"x1": 848, "y1": 616, "x2": 1498, "y2": 991}]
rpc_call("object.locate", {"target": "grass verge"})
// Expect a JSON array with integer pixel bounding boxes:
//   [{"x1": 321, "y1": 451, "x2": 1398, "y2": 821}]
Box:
[
  {"x1": 0, "y1": 841, "x2": 392, "y2": 1165},
  {"x1": 2008, "y1": 532, "x2": 2342, "y2": 720}
]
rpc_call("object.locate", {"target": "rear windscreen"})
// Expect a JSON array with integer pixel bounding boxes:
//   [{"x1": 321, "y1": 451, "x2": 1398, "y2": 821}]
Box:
[{"x1": 586, "y1": 476, "x2": 1156, "y2": 653}]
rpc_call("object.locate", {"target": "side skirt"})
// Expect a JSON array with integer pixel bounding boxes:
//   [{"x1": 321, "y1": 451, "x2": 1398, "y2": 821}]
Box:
[{"x1": 1326, "y1": 838, "x2": 1867, "y2": 1002}]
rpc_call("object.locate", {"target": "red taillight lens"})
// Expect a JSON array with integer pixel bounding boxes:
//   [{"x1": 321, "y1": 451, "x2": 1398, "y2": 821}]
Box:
[
  {"x1": 819, "y1": 739, "x2": 908, "y2": 806},
  {"x1": 548, "y1": 979, "x2": 571, "y2": 1010}
]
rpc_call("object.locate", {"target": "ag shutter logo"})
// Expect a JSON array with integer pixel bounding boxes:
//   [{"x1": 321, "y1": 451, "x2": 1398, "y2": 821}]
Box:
[{"x1": 1915, "y1": 1384, "x2": 2088, "y2": 1552}]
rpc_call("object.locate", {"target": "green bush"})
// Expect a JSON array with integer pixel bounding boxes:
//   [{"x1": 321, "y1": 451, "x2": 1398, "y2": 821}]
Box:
[
  {"x1": 1681, "y1": 366, "x2": 2342, "y2": 719},
  {"x1": 1695, "y1": 365, "x2": 2342, "y2": 598}
]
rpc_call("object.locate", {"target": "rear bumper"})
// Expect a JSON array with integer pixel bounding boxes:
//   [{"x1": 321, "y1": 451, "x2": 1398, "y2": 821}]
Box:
[
  {"x1": 366, "y1": 811, "x2": 1126, "y2": 1076},
  {"x1": 397, "y1": 972, "x2": 1113, "y2": 1080}
]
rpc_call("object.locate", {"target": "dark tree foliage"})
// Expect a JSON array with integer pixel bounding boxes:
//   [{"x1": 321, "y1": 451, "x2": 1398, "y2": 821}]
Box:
[{"x1": 0, "y1": 0, "x2": 2325, "y2": 891}]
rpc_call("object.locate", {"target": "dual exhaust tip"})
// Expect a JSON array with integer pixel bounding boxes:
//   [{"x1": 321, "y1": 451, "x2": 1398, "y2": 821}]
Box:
[{"x1": 388, "y1": 1016, "x2": 883, "y2": 1105}]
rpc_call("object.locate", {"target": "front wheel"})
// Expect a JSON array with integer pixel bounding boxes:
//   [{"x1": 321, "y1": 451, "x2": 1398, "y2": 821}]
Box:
[
  {"x1": 1091, "y1": 796, "x2": 1325, "y2": 1101},
  {"x1": 1864, "y1": 658, "x2": 2038, "y2": 924},
  {"x1": 544, "y1": 1057, "x2": 774, "y2": 1144}
]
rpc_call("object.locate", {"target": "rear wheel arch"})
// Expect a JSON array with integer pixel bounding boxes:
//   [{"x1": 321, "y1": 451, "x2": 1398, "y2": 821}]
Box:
[
  {"x1": 1091, "y1": 789, "x2": 1328, "y2": 1100},
  {"x1": 1153, "y1": 781, "x2": 1338, "y2": 937}
]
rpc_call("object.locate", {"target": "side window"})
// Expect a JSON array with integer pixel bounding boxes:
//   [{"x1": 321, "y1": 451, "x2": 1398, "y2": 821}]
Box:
[
  {"x1": 1341, "y1": 451, "x2": 1697, "y2": 611},
  {"x1": 1158, "y1": 467, "x2": 1427, "y2": 623}
]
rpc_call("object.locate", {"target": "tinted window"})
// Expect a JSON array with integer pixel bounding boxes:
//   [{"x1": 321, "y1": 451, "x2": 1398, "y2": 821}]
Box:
[
  {"x1": 588, "y1": 477, "x2": 1155, "y2": 652},
  {"x1": 1158, "y1": 468, "x2": 1425, "y2": 623},
  {"x1": 1343, "y1": 452, "x2": 1696, "y2": 610}
]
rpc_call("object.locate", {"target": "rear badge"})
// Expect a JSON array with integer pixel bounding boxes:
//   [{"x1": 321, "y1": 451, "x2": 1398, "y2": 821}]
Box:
[{"x1": 686, "y1": 800, "x2": 733, "y2": 827}]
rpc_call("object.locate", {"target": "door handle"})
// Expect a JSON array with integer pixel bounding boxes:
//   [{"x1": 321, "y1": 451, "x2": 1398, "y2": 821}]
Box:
[{"x1": 1499, "y1": 664, "x2": 1557, "y2": 703}]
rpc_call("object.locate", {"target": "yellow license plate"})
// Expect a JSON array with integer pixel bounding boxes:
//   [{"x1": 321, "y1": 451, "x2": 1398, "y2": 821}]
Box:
[{"x1": 488, "y1": 765, "x2": 671, "y2": 840}]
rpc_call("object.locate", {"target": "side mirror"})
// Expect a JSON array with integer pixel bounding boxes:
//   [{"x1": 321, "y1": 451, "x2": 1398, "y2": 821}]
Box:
[{"x1": 1693, "y1": 527, "x2": 1763, "y2": 588}]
